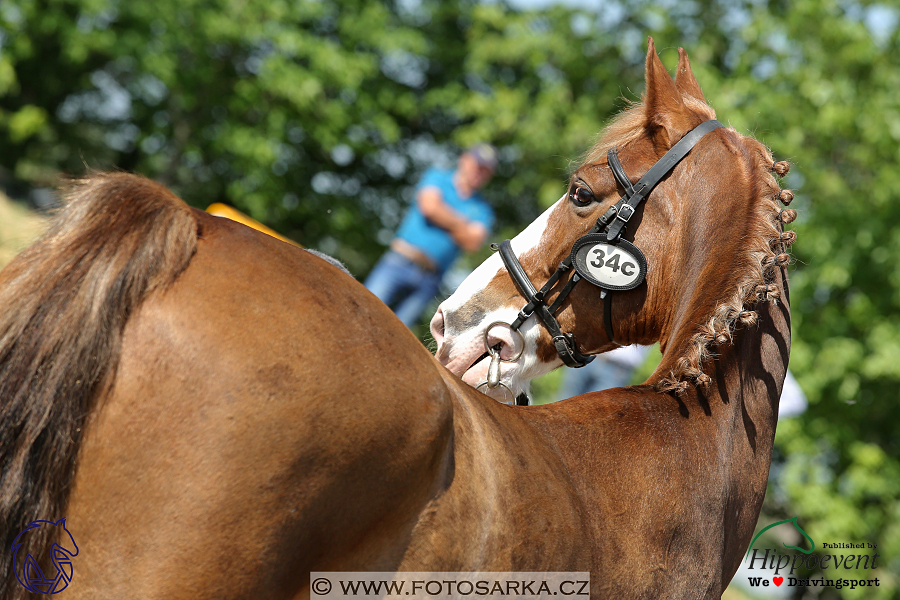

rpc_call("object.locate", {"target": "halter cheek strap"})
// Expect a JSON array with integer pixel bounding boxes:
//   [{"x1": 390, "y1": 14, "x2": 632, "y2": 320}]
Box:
[
  {"x1": 603, "y1": 290, "x2": 615, "y2": 345},
  {"x1": 605, "y1": 119, "x2": 724, "y2": 243}
]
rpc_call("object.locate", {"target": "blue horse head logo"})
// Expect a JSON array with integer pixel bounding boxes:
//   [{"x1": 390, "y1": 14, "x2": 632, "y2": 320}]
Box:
[{"x1": 11, "y1": 518, "x2": 79, "y2": 594}]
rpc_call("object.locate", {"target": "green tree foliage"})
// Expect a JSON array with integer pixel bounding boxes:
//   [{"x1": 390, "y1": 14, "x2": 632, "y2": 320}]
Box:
[
  {"x1": 2, "y1": 1, "x2": 899, "y2": 597},
  {"x1": 0, "y1": 0, "x2": 643, "y2": 272}
]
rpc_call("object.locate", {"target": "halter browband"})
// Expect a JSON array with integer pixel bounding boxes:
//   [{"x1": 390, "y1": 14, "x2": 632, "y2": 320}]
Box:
[{"x1": 498, "y1": 119, "x2": 724, "y2": 372}]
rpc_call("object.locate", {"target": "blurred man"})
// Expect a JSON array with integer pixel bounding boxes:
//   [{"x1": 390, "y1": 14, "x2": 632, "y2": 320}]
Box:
[{"x1": 365, "y1": 144, "x2": 497, "y2": 327}]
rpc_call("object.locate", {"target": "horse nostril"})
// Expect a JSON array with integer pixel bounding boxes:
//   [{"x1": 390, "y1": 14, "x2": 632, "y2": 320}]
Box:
[{"x1": 430, "y1": 307, "x2": 445, "y2": 346}]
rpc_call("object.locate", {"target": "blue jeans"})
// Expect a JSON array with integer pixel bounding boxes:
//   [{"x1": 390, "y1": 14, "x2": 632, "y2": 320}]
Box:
[{"x1": 364, "y1": 250, "x2": 443, "y2": 328}]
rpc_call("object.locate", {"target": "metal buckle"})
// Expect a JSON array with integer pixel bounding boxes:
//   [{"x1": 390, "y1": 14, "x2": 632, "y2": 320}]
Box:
[
  {"x1": 552, "y1": 334, "x2": 573, "y2": 355},
  {"x1": 616, "y1": 203, "x2": 635, "y2": 223}
]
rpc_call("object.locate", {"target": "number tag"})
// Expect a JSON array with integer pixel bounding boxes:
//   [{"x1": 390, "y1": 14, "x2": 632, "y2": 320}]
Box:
[{"x1": 571, "y1": 234, "x2": 647, "y2": 291}]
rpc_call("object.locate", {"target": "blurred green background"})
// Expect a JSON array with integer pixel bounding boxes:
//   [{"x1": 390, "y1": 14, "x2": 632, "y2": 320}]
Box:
[{"x1": 1, "y1": 0, "x2": 899, "y2": 597}]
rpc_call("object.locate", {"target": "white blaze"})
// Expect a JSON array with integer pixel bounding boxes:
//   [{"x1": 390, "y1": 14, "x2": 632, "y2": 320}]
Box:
[{"x1": 443, "y1": 197, "x2": 563, "y2": 307}]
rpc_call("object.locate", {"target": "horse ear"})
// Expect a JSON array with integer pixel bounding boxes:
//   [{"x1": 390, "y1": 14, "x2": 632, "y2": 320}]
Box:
[
  {"x1": 643, "y1": 37, "x2": 691, "y2": 148},
  {"x1": 674, "y1": 47, "x2": 706, "y2": 102}
]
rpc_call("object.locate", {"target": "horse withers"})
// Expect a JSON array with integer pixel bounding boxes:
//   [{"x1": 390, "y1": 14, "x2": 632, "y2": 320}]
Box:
[{"x1": 1, "y1": 38, "x2": 795, "y2": 599}]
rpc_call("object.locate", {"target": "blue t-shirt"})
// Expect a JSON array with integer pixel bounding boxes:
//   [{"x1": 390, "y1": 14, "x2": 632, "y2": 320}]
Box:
[{"x1": 395, "y1": 167, "x2": 495, "y2": 275}]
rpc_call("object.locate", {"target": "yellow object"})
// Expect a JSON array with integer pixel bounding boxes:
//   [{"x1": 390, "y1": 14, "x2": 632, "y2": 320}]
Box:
[{"x1": 206, "y1": 203, "x2": 301, "y2": 247}]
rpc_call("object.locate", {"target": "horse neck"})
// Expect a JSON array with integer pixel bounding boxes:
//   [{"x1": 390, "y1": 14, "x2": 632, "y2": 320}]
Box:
[
  {"x1": 671, "y1": 263, "x2": 790, "y2": 420},
  {"x1": 628, "y1": 129, "x2": 787, "y2": 393},
  {"x1": 521, "y1": 266, "x2": 790, "y2": 587},
  {"x1": 680, "y1": 264, "x2": 791, "y2": 579}
]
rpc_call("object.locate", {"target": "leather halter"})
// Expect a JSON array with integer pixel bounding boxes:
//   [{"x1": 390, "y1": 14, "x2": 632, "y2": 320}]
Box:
[{"x1": 497, "y1": 119, "x2": 724, "y2": 369}]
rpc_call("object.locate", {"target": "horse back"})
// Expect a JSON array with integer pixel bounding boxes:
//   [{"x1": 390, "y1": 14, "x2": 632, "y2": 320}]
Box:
[{"x1": 65, "y1": 208, "x2": 454, "y2": 598}]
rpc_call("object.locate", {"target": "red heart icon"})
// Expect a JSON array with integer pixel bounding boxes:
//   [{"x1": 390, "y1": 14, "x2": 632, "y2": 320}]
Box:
[{"x1": 773, "y1": 577, "x2": 783, "y2": 586}]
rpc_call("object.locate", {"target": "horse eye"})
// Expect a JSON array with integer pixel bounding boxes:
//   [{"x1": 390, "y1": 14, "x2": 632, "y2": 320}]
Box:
[{"x1": 569, "y1": 185, "x2": 595, "y2": 207}]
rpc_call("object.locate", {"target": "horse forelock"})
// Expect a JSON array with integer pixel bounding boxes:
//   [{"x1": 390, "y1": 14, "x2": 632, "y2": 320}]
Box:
[{"x1": 0, "y1": 172, "x2": 198, "y2": 600}]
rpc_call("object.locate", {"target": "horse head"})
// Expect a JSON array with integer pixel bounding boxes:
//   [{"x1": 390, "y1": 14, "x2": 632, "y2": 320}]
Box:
[{"x1": 431, "y1": 38, "x2": 795, "y2": 402}]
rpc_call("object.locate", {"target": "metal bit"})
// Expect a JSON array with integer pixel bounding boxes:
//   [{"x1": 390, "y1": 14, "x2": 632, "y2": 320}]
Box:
[{"x1": 487, "y1": 345, "x2": 502, "y2": 388}]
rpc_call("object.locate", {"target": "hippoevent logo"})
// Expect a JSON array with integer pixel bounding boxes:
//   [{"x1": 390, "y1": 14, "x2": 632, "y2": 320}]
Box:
[
  {"x1": 10, "y1": 519, "x2": 78, "y2": 595},
  {"x1": 744, "y1": 517, "x2": 881, "y2": 591}
]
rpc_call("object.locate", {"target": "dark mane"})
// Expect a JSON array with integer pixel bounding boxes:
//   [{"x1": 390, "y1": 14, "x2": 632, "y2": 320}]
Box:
[
  {"x1": 0, "y1": 172, "x2": 197, "y2": 599},
  {"x1": 580, "y1": 99, "x2": 796, "y2": 394}
]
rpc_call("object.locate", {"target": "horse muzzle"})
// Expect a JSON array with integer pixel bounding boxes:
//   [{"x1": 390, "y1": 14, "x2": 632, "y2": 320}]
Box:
[{"x1": 431, "y1": 306, "x2": 542, "y2": 404}]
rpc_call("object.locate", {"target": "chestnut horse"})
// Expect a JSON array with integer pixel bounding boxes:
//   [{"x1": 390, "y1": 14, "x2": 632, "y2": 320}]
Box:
[{"x1": 0, "y1": 40, "x2": 794, "y2": 599}]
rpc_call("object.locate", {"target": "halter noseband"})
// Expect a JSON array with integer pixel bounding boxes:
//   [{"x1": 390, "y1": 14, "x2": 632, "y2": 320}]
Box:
[{"x1": 497, "y1": 119, "x2": 724, "y2": 372}]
